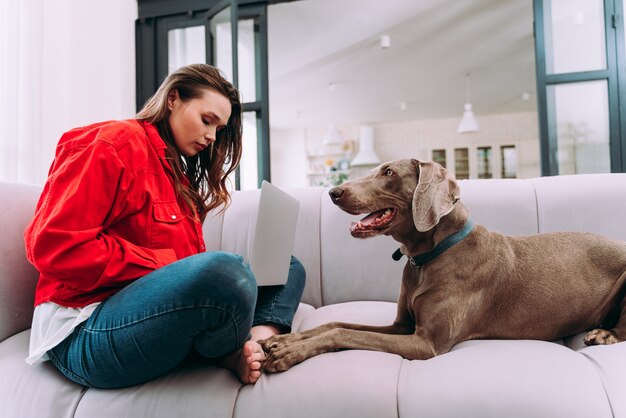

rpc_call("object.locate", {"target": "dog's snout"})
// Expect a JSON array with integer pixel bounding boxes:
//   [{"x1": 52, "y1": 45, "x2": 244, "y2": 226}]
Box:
[{"x1": 329, "y1": 187, "x2": 344, "y2": 202}]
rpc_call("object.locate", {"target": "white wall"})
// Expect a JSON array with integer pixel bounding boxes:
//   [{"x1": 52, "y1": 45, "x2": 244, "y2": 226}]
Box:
[
  {"x1": 270, "y1": 111, "x2": 541, "y2": 187},
  {"x1": 11, "y1": 0, "x2": 541, "y2": 188},
  {"x1": 270, "y1": 128, "x2": 308, "y2": 188},
  {"x1": 37, "y1": 0, "x2": 137, "y2": 184}
]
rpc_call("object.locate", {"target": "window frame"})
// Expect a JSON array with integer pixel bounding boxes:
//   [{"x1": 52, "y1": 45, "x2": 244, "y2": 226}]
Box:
[{"x1": 135, "y1": 0, "x2": 282, "y2": 189}]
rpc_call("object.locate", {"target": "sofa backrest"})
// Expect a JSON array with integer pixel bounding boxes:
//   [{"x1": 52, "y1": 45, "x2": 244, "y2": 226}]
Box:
[
  {"x1": 315, "y1": 178, "x2": 543, "y2": 307},
  {"x1": 530, "y1": 174, "x2": 626, "y2": 238},
  {"x1": 202, "y1": 187, "x2": 326, "y2": 308},
  {"x1": 3, "y1": 173, "x2": 626, "y2": 341},
  {"x1": 208, "y1": 173, "x2": 626, "y2": 308}
]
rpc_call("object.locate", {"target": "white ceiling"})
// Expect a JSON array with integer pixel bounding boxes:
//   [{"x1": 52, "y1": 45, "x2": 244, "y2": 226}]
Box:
[{"x1": 266, "y1": 0, "x2": 537, "y2": 129}]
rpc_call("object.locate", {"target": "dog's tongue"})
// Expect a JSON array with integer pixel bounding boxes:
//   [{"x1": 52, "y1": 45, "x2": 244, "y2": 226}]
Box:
[
  {"x1": 360, "y1": 209, "x2": 388, "y2": 225},
  {"x1": 350, "y1": 208, "x2": 389, "y2": 231}
]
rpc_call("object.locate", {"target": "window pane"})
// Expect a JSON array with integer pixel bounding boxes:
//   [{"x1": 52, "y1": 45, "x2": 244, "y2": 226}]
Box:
[
  {"x1": 238, "y1": 19, "x2": 257, "y2": 103},
  {"x1": 477, "y1": 147, "x2": 492, "y2": 179},
  {"x1": 550, "y1": 80, "x2": 610, "y2": 174},
  {"x1": 240, "y1": 111, "x2": 259, "y2": 190},
  {"x1": 545, "y1": 0, "x2": 606, "y2": 74},
  {"x1": 454, "y1": 148, "x2": 469, "y2": 180},
  {"x1": 211, "y1": 7, "x2": 233, "y2": 82},
  {"x1": 432, "y1": 149, "x2": 446, "y2": 168},
  {"x1": 167, "y1": 26, "x2": 206, "y2": 74},
  {"x1": 500, "y1": 146, "x2": 518, "y2": 178}
]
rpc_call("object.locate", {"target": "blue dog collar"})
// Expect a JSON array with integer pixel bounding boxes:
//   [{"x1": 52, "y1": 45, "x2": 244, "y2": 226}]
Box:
[{"x1": 392, "y1": 219, "x2": 474, "y2": 267}]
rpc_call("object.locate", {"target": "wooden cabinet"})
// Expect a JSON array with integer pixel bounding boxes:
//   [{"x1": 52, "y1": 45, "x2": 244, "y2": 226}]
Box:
[{"x1": 431, "y1": 144, "x2": 517, "y2": 179}]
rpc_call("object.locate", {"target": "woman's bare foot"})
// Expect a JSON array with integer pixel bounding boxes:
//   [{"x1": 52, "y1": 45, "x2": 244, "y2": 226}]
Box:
[
  {"x1": 215, "y1": 324, "x2": 282, "y2": 384},
  {"x1": 218, "y1": 340, "x2": 265, "y2": 384}
]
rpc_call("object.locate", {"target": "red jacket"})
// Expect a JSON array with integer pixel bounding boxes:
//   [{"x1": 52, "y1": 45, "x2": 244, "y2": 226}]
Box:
[{"x1": 24, "y1": 120, "x2": 206, "y2": 307}]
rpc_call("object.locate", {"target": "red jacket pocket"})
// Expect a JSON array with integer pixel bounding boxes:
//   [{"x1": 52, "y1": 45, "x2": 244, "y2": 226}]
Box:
[{"x1": 151, "y1": 201, "x2": 184, "y2": 249}]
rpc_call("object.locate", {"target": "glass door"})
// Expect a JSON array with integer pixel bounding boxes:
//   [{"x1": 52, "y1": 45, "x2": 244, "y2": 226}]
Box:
[
  {"x1": 155, "y1": 9, "x2": 216, "y2": 88},
  {"x1": 137, "y1": 0, "x2": 272, "y2": 190},
  {"x1": 237, "y1": 5, "x2": 271, "y2": 190},
  {"x1": 208, "y1": 3, "x2": 270, "y2": 190},
  {"x1": 534, "y1": 0, "x2": 625, "y2": 174}
]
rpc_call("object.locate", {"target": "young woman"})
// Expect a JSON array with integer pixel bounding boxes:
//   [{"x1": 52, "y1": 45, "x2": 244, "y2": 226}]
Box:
[{"x1": 24, "y1": 64, "x2": 305, "y2": 388}]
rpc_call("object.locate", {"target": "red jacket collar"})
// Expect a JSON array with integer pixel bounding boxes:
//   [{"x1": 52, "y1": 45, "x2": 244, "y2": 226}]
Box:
[{"x1": 140, "y1": 120, "x2": 168, "y2": 156}]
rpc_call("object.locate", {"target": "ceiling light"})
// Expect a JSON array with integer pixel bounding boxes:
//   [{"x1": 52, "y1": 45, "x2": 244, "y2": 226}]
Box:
[
  {"x1": 521, "y1": 92, "x2": 530, "y2": 101},
  {"x1": 399, "y1": 101, "x2": 407, "y2": 111},
  {"x1": 380, "y1": 34, "x2": 391, "y2": 49},
  {"x1": 322, "y1": 125, "x2": 344, "y2": 146},
  {"x1": 457, "y1": 72, "x2": 480, "y2": 134},
  {"x1": 351, "y1": 126, "x2": 381, "y2": 166}
]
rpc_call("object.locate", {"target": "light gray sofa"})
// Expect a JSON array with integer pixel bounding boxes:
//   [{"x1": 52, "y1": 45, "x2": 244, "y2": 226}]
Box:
[{"x1": 2, "y1": 173, "x2": 626, "y2": 418}]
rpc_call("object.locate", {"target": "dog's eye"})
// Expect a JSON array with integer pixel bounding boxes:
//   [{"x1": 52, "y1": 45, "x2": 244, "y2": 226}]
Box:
[{"x1": 384, "y1": 169, "x2": 394, "y2": 176}]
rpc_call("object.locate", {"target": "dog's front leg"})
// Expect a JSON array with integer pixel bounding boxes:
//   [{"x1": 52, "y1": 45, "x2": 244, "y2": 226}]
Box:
[
  {"x1": 259, "y1": 321, "x2": 411, "y2": 351},
  {"x1": 262, "y1": 328, "x2": 435, "y2": 372}
]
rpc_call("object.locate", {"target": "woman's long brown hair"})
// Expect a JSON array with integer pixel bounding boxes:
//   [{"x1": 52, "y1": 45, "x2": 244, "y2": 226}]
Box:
[{"x1": 136, "y1": 64, "x2": 242, "y2": 221}]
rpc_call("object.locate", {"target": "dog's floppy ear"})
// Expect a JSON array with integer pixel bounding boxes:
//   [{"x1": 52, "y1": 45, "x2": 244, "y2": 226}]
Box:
[{"x1": 412, "y1": 161, "x2": 460, "y2": 232}]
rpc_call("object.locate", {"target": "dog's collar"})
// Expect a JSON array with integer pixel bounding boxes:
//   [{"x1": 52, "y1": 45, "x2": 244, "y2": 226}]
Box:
[{"x1": 392, "y1": 219, "x2": 474, "y2": 268}]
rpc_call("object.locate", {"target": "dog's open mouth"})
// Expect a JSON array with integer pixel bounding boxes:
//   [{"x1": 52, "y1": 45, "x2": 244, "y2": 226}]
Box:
[{"x1": 350, "y1": 208, "x2": 396, "y2": 237}]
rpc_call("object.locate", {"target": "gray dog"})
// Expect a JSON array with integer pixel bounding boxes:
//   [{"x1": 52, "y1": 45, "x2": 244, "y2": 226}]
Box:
[{"x1": 260, "y1": 159, "x2": 626, "y2": 372}]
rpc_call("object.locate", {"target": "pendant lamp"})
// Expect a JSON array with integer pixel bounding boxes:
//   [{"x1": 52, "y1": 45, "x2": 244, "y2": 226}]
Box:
[
  {"x1": 457, "y1": 72, "x2": 480, "y2": 134},
  {"x1": 323, "y1": 125, "x2": 344, "y2": 146},
  {"x1": 351, "y1": 126, "x2": 381, "y2": 166}
]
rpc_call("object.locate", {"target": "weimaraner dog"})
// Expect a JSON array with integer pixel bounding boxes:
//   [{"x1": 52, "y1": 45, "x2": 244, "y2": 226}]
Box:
[{"x1": 260, "y1": 159, "x2": 626, "y2": 372}]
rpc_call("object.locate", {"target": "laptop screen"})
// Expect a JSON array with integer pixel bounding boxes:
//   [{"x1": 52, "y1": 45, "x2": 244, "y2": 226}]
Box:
[{"x1": 248, "y1": 181, "x2": 300, "y2": 286}]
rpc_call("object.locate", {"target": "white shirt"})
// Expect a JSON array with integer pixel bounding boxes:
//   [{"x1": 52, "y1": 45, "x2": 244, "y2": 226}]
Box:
[{"x1": 26, "y1": 302, "x2": 100, "y2": 365}]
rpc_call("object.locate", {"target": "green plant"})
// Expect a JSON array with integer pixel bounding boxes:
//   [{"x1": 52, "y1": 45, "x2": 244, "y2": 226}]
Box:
[{"x1": 330, "y1": 172, "x2": 349, "y2": 186}]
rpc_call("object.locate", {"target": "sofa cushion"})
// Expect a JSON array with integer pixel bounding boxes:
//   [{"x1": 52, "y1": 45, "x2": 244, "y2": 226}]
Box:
[
  {"x1": 398, "y1": 339, "x2": 614, "y2": 418},
  {"x1": 0, "y1": 304, "x2": 315, "y2": 418},
  {"x1": 579, "y1": 343, "x2": 626, "y2": 417},
  {"x1": 235, "y1": 350, "x2": 403, "y2": 418},
  {"x1": 0, "y1": 330, "x2": 85, "y2": 418},
  {"x1": 75, "y1": 359, "x2": 241, "y2": 418},
  {"x1": 75, "y1": 303, "x2": 319, "y2": 418},
  {"x1": 234, "y1": 301, "x2": 401, "y2": 417}
]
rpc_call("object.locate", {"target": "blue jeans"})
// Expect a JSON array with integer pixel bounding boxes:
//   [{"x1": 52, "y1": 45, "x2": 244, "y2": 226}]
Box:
[{"x1": 47, "y1": 251, "x2": 306, "y2": 388}]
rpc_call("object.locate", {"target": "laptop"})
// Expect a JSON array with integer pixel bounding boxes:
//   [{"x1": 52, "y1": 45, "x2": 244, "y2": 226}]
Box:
[{"x1": 249, "y1": 181, "x2": 300, "y2": 286}]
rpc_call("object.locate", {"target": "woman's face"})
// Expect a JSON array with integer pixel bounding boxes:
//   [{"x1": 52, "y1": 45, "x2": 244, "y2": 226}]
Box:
[{"x1": 167, "y1": 88, "x2": 231, "y2": 157}]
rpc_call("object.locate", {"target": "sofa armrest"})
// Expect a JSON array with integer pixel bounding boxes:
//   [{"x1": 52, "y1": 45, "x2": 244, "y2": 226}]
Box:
[{"x1": 0, "y1": 182, "x2": 41, "y2": 342}]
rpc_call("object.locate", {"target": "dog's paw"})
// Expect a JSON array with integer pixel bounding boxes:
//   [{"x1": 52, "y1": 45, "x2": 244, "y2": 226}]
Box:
[
  {"x1": 262, "y1": 341, "x2": 309, "y2": 373},
  {"x1": 584, "y1": 328, "x2": 619, "y2": 346},
  {"x1": 259, "y1": 332, "x2": 308, "y2": 353},
  {"x1": 259, "y1": 333, "x2": 294, "y2": 353},
  {"x1": 258, "y1": 336, "x2": 280, "y2": 354}
]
